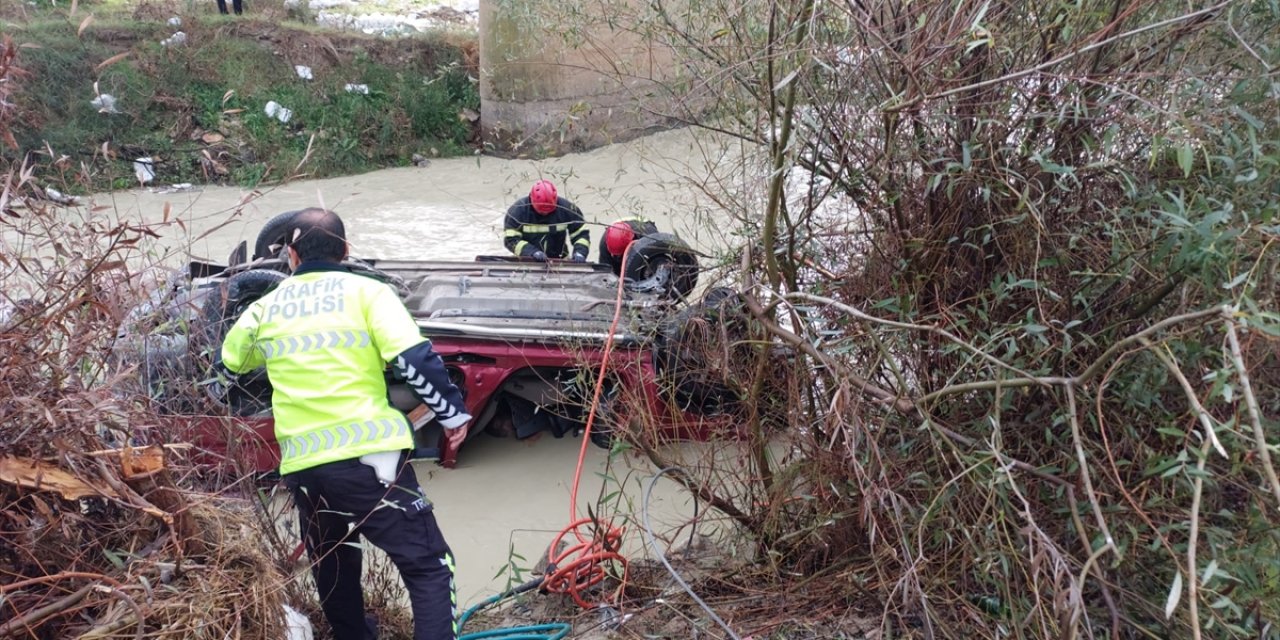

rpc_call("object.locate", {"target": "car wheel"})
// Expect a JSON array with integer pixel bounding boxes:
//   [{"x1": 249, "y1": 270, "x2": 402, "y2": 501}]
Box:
[
  {"x1": 253, "y1": 210, "x2": 303, "y2": 261},
  {"x1": 622, "y1": 233, "x2": 700, "y2": 300}
]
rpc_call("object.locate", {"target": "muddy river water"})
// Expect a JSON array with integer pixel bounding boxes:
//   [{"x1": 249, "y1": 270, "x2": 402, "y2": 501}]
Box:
[
  {"x1": 93, "y1": 127, "x2": 748, "y2": 607},
  {"x1": 104, "y1": 127, "x2": 742, "y2": 267}
]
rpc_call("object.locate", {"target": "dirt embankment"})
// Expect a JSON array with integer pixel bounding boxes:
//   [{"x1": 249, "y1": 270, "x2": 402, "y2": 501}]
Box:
[{"x1": 4, "y1": 7, "x2": 480, "y2": 192}]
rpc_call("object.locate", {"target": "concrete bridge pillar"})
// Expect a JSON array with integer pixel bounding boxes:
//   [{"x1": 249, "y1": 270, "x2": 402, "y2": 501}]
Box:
[{"x1": 478, "y1": 0, "x2": 677, "y2": 155}]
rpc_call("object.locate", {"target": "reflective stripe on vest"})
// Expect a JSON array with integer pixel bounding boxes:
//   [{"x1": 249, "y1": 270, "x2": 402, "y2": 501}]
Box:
[
  {"x1": 520, "y1": 222, "x2": 575, "y2": 234},
  {"x1": 258, "y1": 330, "x2": 371, "y2": 359},
  {"x1": 230, "y1": 270, "x2": 420, "y2": 475},
  {"x1": 279, "y1": 417, "x2": 409, "y2": 464}
]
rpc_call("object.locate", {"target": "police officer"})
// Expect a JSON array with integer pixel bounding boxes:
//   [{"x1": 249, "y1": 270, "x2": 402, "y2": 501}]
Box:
[
  {"x1": 503, "y1": 180, "x2": 590, "y2": 262},
  {"x1": 598, "y1": 217, "x2": 660, "y2": 276},
  {"x1": 221, "y1": 208, "x2": 470, "y2": 640}
]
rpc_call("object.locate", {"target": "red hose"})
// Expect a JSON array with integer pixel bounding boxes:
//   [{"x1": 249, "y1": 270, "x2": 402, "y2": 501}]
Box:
[{"x1": 540, "y1": 249, "x2": 632, "y2": 608}]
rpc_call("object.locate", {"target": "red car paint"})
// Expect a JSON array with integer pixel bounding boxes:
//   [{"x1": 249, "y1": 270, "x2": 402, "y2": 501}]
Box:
[{"x1": 180, "y1": 336, "x2": 724, "y2": 474}]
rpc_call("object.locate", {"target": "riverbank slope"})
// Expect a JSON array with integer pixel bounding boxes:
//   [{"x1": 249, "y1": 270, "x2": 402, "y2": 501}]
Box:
[{"x1": 2, "y1": 1, "x2": 480, "y2": 192}]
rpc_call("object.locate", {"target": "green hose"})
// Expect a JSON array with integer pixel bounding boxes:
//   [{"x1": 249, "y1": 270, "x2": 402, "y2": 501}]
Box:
[
  {"x1": 457, "y1": 577, "x2": 571, "y2": 640},
  {"x1": 459, "y1": 625, "x2": 570, "y2": 640}
]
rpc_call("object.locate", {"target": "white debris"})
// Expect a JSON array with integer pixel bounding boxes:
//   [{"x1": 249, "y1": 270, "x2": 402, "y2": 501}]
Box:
[
  {"x1": 294, "y1": 65, "x2": 313, "y2": 80},
  {"x1": 283, "y1": 604, "x2": 314, "y2": 640},
  {"x1": 264, "y1": 101, "x2": 294, "y2": 124},
  {"x1": 160, "y1": 31, "x2": 187, "y2": 47},
  {"x1": 167, "y1": 16, "x2": 182, "y2": 27},
  {"x1": 287, "y1": 0, "x2": 476, "y2": 32},
  {"x1": 133, "y1": 158, "x2": 156, "y2": 185},
  {"x1": 43, "y1": 186, "x2": 82, "y2": 206},
  {"x1": 315, "y1": 11, "x2": 421, "y2": 35},
  {"x1": 90, "y1": 93, "x2": 119, "y2": 114},
  {"x1": 150, "y1": 183, "x2": 195, "y2": 194},
  {"x1": 343, "y1": 83, "x2": 370, "y2": 94},
  {"x1": 285, "y1": 0, "x2": 354, "y2": 9}
]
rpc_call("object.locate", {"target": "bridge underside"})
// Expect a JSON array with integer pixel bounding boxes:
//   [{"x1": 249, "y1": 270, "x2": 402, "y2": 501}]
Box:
[{"x1": 478, "y1": 1, "x2": 685, "y2": 156}]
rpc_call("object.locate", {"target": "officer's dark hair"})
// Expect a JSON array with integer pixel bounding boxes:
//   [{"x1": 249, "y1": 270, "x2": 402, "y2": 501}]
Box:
[{"x1": 287, "y1": 208, "x2": 347, "y2": 263}]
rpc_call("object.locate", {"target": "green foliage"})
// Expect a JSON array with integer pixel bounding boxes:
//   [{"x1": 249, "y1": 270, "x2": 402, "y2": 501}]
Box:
[
  {"x1": 546, "y1": 0, "x2": 1280, "y2": 636},
  {"x1": 5, "y1": 15, "x2": 479, "y2": 191}
]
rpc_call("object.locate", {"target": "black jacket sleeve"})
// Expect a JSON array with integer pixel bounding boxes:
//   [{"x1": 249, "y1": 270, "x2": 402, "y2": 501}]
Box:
[
  {"x1": 503, "y1": 203, "x2": 530, "y2": 257},
  {"x1": 393, "y1": 341, "x2": 471, "y2": 428}
]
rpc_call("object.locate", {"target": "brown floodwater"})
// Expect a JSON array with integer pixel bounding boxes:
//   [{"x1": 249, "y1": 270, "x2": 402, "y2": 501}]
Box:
[{"x1": 86, "y1": 127, "x2": 746, "y2": 607}]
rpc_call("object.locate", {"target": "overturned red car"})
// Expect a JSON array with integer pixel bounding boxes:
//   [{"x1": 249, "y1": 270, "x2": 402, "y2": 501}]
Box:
[{"x1": 118, "y1": 218, "x2": 745, "y2": 473}]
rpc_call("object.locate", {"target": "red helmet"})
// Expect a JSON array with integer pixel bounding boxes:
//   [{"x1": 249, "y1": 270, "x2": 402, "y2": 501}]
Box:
[
  {"x1": 604, "y1": 221, "x2": 636, "y2": 257},
  {"x1": 529, "y1": 180, "x2": 558, "y2": 215}
]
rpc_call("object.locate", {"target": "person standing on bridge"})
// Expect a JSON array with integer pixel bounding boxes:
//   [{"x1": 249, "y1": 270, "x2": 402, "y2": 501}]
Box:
[
  {"x1": 503, "y1": 180, "x2": 590, "y2": 262},
  {"x1": 220, "y1": 208, "x2": 471, "y2": 640},
  {"x1": 598, "y1": 216, "x2": 661, "y2": 276}
]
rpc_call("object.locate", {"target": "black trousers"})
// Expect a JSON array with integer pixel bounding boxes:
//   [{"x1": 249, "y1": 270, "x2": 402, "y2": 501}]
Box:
[
  {"x1": 216, "y1": 0, "x2": 243, "y2": 14},
  {"x1": 284, "y1": 456, "x2": 457, "y2": 640}
]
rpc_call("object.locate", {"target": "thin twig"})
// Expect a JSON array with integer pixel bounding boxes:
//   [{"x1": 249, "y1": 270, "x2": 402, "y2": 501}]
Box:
[
  {"x1": 1225, "y1": 8, "x2": 1272, "y2": 72},
  {"x1": 1223, "y1": 319, "x2": 1280, "y2": 508},
  {"x1": 745, "y1": 292, "x2": 910, "y2": 413},
  {"x1": 0, "y1": 584, "x2": 92, "y2": 638},
  {"x1": 1066, "y1": 383, "x2": 1116, "y2": 556},
  {"x1": 0, "y1": 572, "x2": 125, "y2": 594},
  {"x1": 787, "y1": 292, "x2": 1048, "y2": 383},
  {"x1": 1186, "y1": 441, "x2": 1210, "y2": 640},
  {"x1": 1138, "y1": 336, "x2": 1226, "y2": 457}
]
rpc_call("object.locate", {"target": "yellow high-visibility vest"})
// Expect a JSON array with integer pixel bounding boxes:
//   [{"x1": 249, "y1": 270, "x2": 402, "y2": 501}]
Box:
[{"x1": 222, "y1": 267, "x2": 424, "y2": 475}]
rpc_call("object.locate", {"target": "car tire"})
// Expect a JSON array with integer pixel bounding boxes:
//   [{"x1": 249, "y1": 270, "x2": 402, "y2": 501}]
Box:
[
  {"x1": 622, "y1": 233, "x2": 700, "y2": 300},
  {"x1": 200, "y1": 269, "x2": 286, "y2": 415},
  {"x1": 200, "y1": 269, "x2": 287, "y2": 347},
  {"x1": 253, "y1": 210, "x2": 303, "y2": 261}
]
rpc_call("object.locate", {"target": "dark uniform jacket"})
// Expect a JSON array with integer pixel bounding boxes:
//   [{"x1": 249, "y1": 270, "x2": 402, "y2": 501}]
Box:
[
  {"x1": 599, "y1": 217, "x2": 660, "y2": 275},
  {"x1": 503, "y1": 196, "x2": 590, "y2": 260}
]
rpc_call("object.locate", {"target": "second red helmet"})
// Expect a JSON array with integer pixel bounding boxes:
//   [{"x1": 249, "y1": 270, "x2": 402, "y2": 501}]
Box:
[
  {"x1": 530, "y1": 180, "x2": 558, "y2": 215},
  {"x1": 604, "y1": 221, "x2": 636, "y2": 257}
]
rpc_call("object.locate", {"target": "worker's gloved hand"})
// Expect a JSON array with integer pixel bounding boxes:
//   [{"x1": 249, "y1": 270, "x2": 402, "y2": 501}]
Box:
[
  {"x1": 530, "y1": 250, "x2": 548, "y2": 262},
  {"x1": 205, "y1": 361, "x2": 239, "y2": 406},
  {"x1": 571, "y1": 252, "x2": 587, "y2": 263},
  {"x1": 444, "y1": 424, "x2": 468, "y2": 453}
]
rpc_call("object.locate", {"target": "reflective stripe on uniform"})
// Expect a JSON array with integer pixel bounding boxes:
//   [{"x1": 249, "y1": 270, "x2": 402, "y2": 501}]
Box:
[
  {"x1": 513, "y1": 240, "x2": 531, "y2": 255},
  {"x1": 503, "y1": 229, "x2": 523, "y2": 237},
  {"x1": 522, "y1": 223, "x2": 552, "y2": 234},
  {"x1": 397, "y1": 356, "x2": 458, "y2": 421},
  {"x1": 257, "y1": 330, "x2": 371, "y2": 360},
  {"x1": 443, "y1": 552, "x2": 458, "y2": 637},
  {"x1": 279, "y1": 418, "x2": 409, "y2": 464}
]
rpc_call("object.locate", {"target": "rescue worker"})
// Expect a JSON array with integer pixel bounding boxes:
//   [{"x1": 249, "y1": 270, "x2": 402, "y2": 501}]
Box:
[
  {"x1": 598, "y1": 217, "x2": 660, "y2": 276},
  {"x1": 221, "y1": 208, "x2": 470, "y2": 640},
  {"x1": 503, "y1": 180, "x2": 590, "y2": 262}
]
